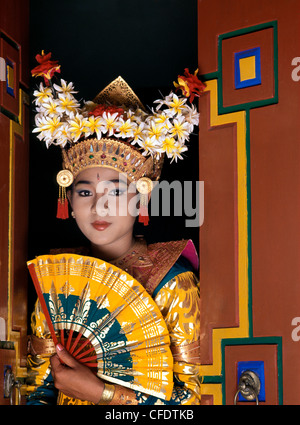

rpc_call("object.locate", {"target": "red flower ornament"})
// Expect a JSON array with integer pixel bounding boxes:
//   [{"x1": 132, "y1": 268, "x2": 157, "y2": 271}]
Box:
[
  {"x1": 89, "y1": 104, "x2": 124, "y2": 118},
  {"x1": 31, "y1": 51, "x2": 61, "y2": 85},
  {"x1": 174, "y1": 68, "x2": 206, "y2": 102}
]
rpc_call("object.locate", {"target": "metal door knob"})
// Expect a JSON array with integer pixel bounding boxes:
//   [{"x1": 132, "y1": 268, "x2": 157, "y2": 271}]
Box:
[
  {"x1": 4, "y1": 367, "x2": 21, "y2": 405},
  {"x1": 234, "y1": 370, "x2": 260, "y2": 405}
]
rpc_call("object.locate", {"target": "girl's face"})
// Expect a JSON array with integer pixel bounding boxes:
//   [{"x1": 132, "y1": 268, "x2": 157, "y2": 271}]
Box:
[{"x1": 69, "y1": 167, "x2": 138, "y2": 257}]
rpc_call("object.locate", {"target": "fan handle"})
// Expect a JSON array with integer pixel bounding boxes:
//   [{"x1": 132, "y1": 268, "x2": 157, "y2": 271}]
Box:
[{"x1": 28, "y1": 263, "x2": 59, "y2": 346}]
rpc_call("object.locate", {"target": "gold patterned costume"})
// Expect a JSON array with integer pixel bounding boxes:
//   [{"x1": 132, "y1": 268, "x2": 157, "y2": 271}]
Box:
[
  {"x1": 27, "y1": 237, "x2": 201, "y2": 405},
  {"x1": 28, "y1": 53, "x2": 203, "y2": 405}
]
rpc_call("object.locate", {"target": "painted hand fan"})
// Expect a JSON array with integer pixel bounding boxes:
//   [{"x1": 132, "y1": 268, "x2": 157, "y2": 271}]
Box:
[{"x1": 27, "y1": 253, "x2": 173, "y2": 400}]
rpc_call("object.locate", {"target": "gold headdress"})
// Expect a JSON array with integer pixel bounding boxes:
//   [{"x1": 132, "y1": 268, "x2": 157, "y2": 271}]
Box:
[{"x1": 31, "y1": 52, "x2": 205, "y2": 224}]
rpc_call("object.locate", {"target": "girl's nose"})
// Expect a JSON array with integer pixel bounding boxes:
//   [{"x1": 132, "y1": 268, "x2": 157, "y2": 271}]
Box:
[{"x1": 91, "y1": 192, "x2": 109, "y2": 216}]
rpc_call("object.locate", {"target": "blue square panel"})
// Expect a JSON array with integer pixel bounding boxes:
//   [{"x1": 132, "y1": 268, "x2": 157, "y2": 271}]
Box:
[
  {"x1": 234, "y1": 47, "x2": 261, "y2": 89},
  {"x1": 6, "y1": 59, "x2": 15, "y2": 97},
  {"x1": 237, "y1": 360, "x2": 265, "y2": 402}
]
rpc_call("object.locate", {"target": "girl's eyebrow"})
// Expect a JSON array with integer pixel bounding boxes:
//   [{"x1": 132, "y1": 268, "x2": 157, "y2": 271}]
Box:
[
  {"x1": 75, "y1": 178, "x2": 128, "y2": 186},
  {"x1": 107, "y1": 178, "x2": 128, "y2": 185},
  {"x1": 74, "y1": 180, "x2": 92, "y2": 186}
]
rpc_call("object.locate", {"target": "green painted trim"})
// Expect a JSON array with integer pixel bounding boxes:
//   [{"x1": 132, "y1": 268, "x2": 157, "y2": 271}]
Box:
[
  {"x1": 218, "y1": 97, "x2": 277, "y2": 114},
  {"x1": 0, "y1": 341, "x2": 14, "y2": 350},
  {"x1": 217, "y1": 34, "x2": 224, "y2": 115},
  {"x1": 201, "y1": 71, "x2": 220, "y2": 81},
  {"x1": 219, "y1": 21, "x2": 278, "y2": 41},
  {"x1": 201, "y1": 337, "x2": 283, "y2": 405},
  {"x1": 245, "y1": 109, "x2": 253, "y2": 338},
  {"x1": 199, "y1": 20, "x2": 282, "y2": 406},
  {"x1": 221, "y1": 337, "x2": 283, "y2": 405},
  {"x1": 201, "y1": 374, "x2": 225, "y2": 405},
  {"x1": 0, "y1": 106, "x2": 20, "y2": 124},
  {"x1": 202, "y1": 375, "x2": 223, "y2": 384},
  {"x1": 200, "y1": 20, "x2": 279, "y2": 113},
  {"x1": 217, "y1": 20, "x2": 278, "y2": 114},
  {"x1": 0, "y1": 31, "x2": 20, "y2": 50},
  {"x1": 273, "y1": 20, "x2": 279, "y2": 105},
  {"x1": 221, "y1": 336, "x2": 282, "y2": 346}
]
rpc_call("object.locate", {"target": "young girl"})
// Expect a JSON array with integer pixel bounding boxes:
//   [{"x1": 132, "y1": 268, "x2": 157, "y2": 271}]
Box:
[{"x1": 26, "y1": 53, "x2": 203, "y2": 405}]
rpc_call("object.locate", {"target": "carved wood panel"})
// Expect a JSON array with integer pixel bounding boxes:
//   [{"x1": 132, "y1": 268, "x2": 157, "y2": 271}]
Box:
[
  {"x1": 198, "y1": 0, "x2": 300, "y2": 404},
  {"x1": 0, "y1": 0, "x2": 29, "y2": 403}
]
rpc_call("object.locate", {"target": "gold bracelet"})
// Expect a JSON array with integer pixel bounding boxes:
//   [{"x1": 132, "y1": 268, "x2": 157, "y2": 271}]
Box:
[
  {"x1": 97, "y1": 383, "x2": 116, "y2": 405},
  {"x1": 108, "y1": 385, "x2": 139, "y2": 405}
]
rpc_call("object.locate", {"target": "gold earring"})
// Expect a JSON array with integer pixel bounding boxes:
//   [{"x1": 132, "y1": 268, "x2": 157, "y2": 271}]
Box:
[
  {"x1": 56, "y1": 170, "x2": 73, "y2": 220},
  {"x1": 71, "y1": 211, "x2": 76, "y2": 219},
  {"x1": 136, "y1": 177, "x2": 153, "y2": 226}
]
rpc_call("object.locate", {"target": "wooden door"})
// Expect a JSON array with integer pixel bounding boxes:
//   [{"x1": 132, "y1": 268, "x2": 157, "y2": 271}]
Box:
[
  {"x1": 198, "y1": 0, "x2": 300, "y2": 405},
  {"x1": 0, "y1": 0, "x2": 29, "y2": 405}
]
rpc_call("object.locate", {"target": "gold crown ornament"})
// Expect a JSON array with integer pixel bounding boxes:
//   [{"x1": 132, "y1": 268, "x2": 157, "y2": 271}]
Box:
[{"x1": 31, "y1": 51, "x2": 205, "y2": 223}]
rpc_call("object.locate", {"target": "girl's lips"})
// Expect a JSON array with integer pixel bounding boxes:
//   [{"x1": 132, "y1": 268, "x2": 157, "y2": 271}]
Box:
[{"x1": 91, "y1": 221, "x2": 111, "y2": 231}]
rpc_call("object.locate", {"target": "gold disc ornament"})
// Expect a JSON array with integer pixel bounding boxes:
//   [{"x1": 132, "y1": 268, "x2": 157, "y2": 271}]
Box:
[
  {"x1": 136, "y1": 177, "x2": 153, "y2": 194},
  {"x1": 56, "y1": 170, "x2": 74, "y2": 188},
  {"x1": 136, "y1": 177, "x2": 153, "y2": 226}
]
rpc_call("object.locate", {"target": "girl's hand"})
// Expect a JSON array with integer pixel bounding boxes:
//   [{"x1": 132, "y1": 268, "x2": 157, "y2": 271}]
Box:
[{"x1": 50, "y1": 344, "x2": 104, "y2": 404}]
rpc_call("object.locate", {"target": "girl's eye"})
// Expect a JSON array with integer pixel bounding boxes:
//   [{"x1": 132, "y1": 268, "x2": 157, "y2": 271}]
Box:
[
  {"x1": 77, "y1": 190, "x2": 92, "y2": 197},
  {"x1": 109, "y1": 188, "x2": 126, "y2": 197}
]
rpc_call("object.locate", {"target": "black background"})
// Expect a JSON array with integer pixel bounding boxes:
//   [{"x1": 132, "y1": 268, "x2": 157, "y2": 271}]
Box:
[{"x1": 28, "y1": 0, "x2": 199, "y2": 261}]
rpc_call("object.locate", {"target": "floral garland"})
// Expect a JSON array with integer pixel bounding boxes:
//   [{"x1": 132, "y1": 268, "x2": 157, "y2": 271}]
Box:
[{"x1": 31, "y1": 51, "x2": 205, "y2": 163}]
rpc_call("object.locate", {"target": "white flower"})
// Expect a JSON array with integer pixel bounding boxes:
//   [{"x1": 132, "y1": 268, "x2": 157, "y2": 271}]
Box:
[
  {"x1": 153, "y1": 92, "x2": 173, "y2": 110},
  {"x1": 85, "y1": 115, "x2": 104, "y2": 140},
  {"x1": 101, "y1": 112, "x2": 119, "y2": 136},
  {"x1": 154, "y1": 111, "x2": 171, "y2": 129},
  {"x1": 182, "y1": 103, "x2": 199, "y2": 132},
  {"x1": 43, "y1": 135, "x2": 56, "y2": 148},
  {"x1": 145, "y1": 121, "x2": 167, "y2": 143},
  {"x1": 40, "y1": 97, "x2": 63, "y2": 117},
  {"x1": 55, "y1": 123, "x2": 73, "y2": 147},
  {"x1": 160, "y1": 137, "x2": 178, "y2": 156},
  {"x1": 68, "y1": 112, "x2": 89, "y2": 142},
  {"x1": 34, "y1": 112, "x2": 45, "y2": 126},
  {"x1": 31, "y1": 74, "x2": 200, "y2": 164},
  {"x1": 169, "y1": 114, "x2": 191, "y2": 142},
  {"x1": 32, "y1": 115, "x2": 62, "y2": 147},
  {"x1": 57, "y1": 93, "x2": 80, "y2": 116},
  {"x1": 33, "y1": 83, "x2": 53, "y2": 106},
  {"x1": 53, "y1": 79, "x2": 77, "y2": 95},
  {"x1": 32, "y1": 115, "x2": 61, "y2": 134},
  {"x1": 137, "y1": 136, "x2": 161, "y2": 156},
  {"x1": 115, "y1": 118, "x2": 136, "y2": 138},
  {"x1": 164, "y1": 93, "x2": 187, "y2": 117},
  {"x1": 131, "y1": 122, "x2": 145, "y2": 144},
  {"x1": 169, "y1": 142, "x2": 188, "y2": 163}
]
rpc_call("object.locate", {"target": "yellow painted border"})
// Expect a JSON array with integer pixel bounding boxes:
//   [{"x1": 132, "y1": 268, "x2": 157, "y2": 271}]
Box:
[
  {"x1": 7, "y1": 89, "x2": 29, "y2": 378},
  {"x1": 199, "y1": 80, "x2": 249, "y2": 377},
  {"x1": 201, "y1": 384, "x2": 223, "y2": 405},
  {"x1": 6, "y1": 83, "x2": 248, "y2": 384}
]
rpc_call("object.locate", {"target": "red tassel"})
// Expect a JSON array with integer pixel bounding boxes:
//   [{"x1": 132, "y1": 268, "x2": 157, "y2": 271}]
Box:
[
  {"x1": 56, "y1": 199, "x2": 61, "y2": 218},
  {"x1": 62, "y1": 197, "x2": 69, "y2": 219},
  {"x1": 56, "y1": 199, "x2": 63, "y2": 219},
  {"x1": 138, "y1": 204, "x2": 149, "y2": 226},
  {"x1": 56, "y1": 189, "x2": 69, "y2": 220}
]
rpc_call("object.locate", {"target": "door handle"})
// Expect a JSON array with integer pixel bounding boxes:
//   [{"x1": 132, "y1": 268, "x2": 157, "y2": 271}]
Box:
[
  {"x1": 4, "y1": 366, "x2": 21, "y2": 405},
  {"x1": 234, "y1": 370, "x2": 260, "y2": 405}
]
